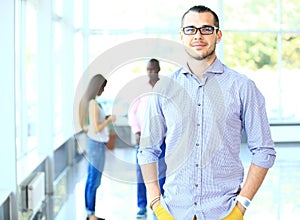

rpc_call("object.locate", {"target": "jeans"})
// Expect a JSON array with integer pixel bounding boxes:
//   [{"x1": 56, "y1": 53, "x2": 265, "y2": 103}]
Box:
[
  {"x1": 136, "y1": 139, "x2": 167, "y2": 209},
  {"x1": 85, "y1": 137, "x2": 106, "y2": 215}
]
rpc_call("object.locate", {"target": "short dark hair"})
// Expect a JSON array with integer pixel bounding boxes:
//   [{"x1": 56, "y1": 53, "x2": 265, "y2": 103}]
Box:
[
  {"x1": 149, "y1": 58, "x2": 160, "y2": 66},
  {"x1": 148, "y1": 58, "x2": 160, "y2": 71},
  {"x1": 181, "y1": 5, "x2": 219, "y2": 28}
]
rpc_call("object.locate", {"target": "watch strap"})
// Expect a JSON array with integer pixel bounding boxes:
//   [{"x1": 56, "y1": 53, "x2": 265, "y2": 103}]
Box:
[{"x1": 236, "y1": 195, "x2": 251, "y2": 209}]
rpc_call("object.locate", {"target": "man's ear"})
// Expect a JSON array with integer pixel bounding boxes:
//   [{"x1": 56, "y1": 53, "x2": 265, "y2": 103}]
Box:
[
  {"x1": 180, "y1": 30, "x2": 184, "y2": 42},
  {"x1": 216, "y1": 29, "x2": 222, "y2": 44}
]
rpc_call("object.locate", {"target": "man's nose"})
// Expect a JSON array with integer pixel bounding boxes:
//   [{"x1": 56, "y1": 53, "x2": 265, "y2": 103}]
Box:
[{"x1": 194, "y1": 29, "x2": 203, "y2": 38}]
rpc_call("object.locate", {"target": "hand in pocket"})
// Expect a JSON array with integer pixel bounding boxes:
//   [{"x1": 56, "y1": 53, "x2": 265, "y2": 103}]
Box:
[
  {"x1": 154, "y1": 204, "x2": 175, "y2": 220},
  {"x1": 222, "y1": 205, "x2": 244, "y2": 220}
]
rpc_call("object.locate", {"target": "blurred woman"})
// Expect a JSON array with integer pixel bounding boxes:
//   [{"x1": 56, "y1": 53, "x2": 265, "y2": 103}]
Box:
[{"x1": 79, "y1": 74, "x2": 116, "y2": 220}]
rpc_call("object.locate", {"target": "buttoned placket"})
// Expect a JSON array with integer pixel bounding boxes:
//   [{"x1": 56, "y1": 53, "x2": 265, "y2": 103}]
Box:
[{"x1": 192, "y1": 75, "x2": 205, "y2": 212}]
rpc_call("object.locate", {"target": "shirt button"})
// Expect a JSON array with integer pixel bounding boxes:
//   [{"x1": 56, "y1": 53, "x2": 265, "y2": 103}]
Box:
[
  {"x1": 196, "y1": 143, "x2": 199, "y2": 146},
  {"x1": 195, "y1": 164, "x2": 199, "y2": 167},
  {"x1": 195, "y1": 184, "x2": 198, "y2": 187},
  {"x1": 197, "y1": 123, "x2": 200, "y2": 126},
  {"x1": 198, "y1": 103, "x2": 201, "y2": 106},
  {"x1": 194, "y1": 202, "x2": 197, "y2": 205}
]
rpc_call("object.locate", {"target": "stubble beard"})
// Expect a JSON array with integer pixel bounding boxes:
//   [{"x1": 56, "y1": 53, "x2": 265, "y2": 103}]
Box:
[{"x1": 185, "y1": 41, "x2": 217, "y2": 61}]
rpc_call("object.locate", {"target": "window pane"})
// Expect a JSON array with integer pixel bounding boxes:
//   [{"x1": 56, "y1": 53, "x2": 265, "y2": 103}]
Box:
[
  {"x1": 281, "y1": 33, "x2": 300, "y2": 122},
  {"x1": 224, "y1": 0, "x2": 278, "y2": 30},
  {"x1": 25, "y1": 0, "x2": 39, "y2": 153},
  {"x1": 223, "y1": 32, "x2": 282, "y2": 123},
  {"x1": 15, "y1": 0, "x2": 21, "y2": 158},
  {"x1": 73, "y1": 0, "x2": 82, "y2": 29},
  {"x1": 53, "y1": 22, "x2": 64, "y2": 147},
  {"x1": 74, "y1": 32, "x2": 83, "y2": 92},
  {"x1": 88, "y1": 0, "x2": 213, "y2": 32},
  {"x1": 282, "y1": 34, "x2": 300, "y2": 69},
  {"x1": 88, "y1": 34, "x2": 143, "y2": 64},
  {"x1": 224, "y1": 32, "x2": 278, "y2": 70},
  {"x1": 281, "y1": 0, "x2": 300, "y2": 30},
  {"x1": 279, "y1": 69, "x2": 300, "y2": 122},
  {"x1": 53, "y1": 0, "x2": 63, "y2": 17},
  {"x1": 88, "y1": 0, "x2": 146, "y2": 30}
]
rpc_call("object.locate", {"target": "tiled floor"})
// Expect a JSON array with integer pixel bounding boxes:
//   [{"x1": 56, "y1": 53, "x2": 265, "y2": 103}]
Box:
[{"x1": 55, "y1": 143, "x2": 300, "y2": 220}]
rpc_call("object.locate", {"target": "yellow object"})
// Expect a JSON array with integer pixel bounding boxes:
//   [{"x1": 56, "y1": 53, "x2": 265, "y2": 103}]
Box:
[
  {"x1": 154, "y1": 204, "x2": 175, "y2": 220},
  {"x1": 222, "y1": 205, "x2": 244, "y2": 220}
]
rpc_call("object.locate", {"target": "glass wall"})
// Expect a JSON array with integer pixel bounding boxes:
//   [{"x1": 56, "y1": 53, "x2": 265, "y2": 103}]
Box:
[
  {"x1": 223, "y1": 0, "x2": 300, "y2": 123},
  {"x1": 7, "y1": 0, "x2": 300, "y2": 218},
  {"x1": 15, "y1": 0, "x2": 78, "y2": 160},
  {"x1": 87, "y1": 0, "x2": 217, "y2": 63},
  {"x1": 8, "y1": 0, "x2": 300, "y2": 218},
  {"x1": 15, "y1": 0, "x2": 40, "y2": 159},
  {"x1": 14, "y1": 0, "x2": 300, "y2": 175},
  {"x1": 86, "y1": 0, "x2": 300, "y2": 124}
]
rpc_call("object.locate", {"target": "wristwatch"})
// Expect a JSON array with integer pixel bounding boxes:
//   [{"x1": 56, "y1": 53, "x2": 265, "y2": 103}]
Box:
[{"x1": 236, "y1": 195, "x2": 251, "y2": 209}]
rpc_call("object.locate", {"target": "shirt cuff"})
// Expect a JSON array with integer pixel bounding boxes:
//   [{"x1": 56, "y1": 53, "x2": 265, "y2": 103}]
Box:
[
  {"x1": 251, "y1": 147, "x2": 276, "y2": 168},
  {"x1": 137, "y1": 147, "x2": 160, "y2": 165}
]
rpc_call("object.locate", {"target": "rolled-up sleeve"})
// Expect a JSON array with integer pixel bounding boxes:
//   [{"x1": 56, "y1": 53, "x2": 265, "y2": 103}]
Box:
[
  {"x1": 242, "y1": 79, "x2": 276, "y2": 168},
  {"x1": 251, "y1": 147, "x2": 276, "y2": 168},
  {"x1": 137, "y1": 90, "x2": 166, "y2": 165},
  {"x1": 138, "y1": 145, "x2": 161, "y2": 165}
]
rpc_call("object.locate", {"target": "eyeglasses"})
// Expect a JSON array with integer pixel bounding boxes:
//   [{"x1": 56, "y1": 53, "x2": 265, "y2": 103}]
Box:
[{"x1": 182, "y1": 25, "x2": 219, "y2": 35}]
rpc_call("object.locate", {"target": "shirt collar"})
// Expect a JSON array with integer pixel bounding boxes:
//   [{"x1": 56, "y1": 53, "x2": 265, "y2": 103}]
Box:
[
  {"x1": 205, "y1": 58, "x2": 224, "y2": 75},
  {"x1": 181, "y1": 58, "x2": 224, "y2": 76}
]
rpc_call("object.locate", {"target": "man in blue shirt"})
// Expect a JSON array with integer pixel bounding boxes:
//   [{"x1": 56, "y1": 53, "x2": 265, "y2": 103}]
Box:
[{"x1": 138, "y1": 5, "x2": 276, "y2": 220}]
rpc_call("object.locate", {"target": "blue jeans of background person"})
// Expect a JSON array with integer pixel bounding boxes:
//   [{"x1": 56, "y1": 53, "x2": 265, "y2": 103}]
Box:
[
  {"x1": 85, "y1": 137, "x2": 106, "y2": 215},
  {"x1": 136, "y1": 139, "x2": 166, "y2": 209}
]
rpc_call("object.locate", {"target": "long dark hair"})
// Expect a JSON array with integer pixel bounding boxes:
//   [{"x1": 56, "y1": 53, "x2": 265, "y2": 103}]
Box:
[{"x1": 79, "y1": 74, "x2": 107, "y2": 129}]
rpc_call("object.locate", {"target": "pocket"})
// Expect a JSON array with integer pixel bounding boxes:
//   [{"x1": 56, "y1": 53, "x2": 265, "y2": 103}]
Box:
[
  {"x1": 159, "y1": 196, "x2": 172, "y2": 214},
  {"x1": 222, "y1": 205, "x2": 244, "y2": 220},
  {"x1": 235, "y1": 205, "x2": 244, "y2": 219}
]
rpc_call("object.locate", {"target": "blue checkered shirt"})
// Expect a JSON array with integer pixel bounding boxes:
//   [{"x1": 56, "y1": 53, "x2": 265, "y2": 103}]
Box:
[{"x1": 138, "y1": 58, "x2": 276, "y2": 220}]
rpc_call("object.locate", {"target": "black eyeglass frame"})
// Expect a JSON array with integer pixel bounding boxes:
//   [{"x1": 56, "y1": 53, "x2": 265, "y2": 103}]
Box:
[{"x1": 182, "y1": 25, "x2": 219, "y2": 35}]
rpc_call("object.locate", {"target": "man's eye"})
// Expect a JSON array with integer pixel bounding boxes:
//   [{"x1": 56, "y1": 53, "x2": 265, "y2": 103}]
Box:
[
  {"x1": 203, "y1": 26, "x2": 213, "y2": 31},
  {"x1": 186, "y1": 28, "x2": 195, "y2": 32}
]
